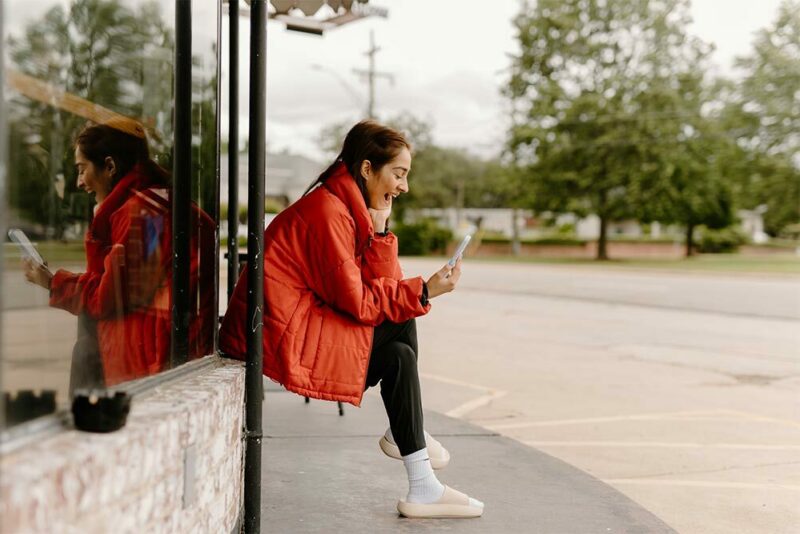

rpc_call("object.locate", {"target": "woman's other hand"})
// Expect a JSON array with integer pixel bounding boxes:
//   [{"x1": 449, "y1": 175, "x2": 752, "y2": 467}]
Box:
[
  {"x1": 22, "y1": 257, "x2": 53, "y2": 290},
  {"x1": 426, "y1": 257, "x2": 462, "y2": 299},
  {"x1": 368, "y1": 205, "x2": 392, "y2": 234}
]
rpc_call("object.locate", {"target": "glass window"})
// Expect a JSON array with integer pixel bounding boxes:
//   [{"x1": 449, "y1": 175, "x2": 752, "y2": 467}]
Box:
[{"x1": 2, "y1": 0, "x2": 220, "y2": 429}]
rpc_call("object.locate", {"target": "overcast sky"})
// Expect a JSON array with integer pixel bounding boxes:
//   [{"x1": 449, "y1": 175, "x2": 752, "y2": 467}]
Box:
[
  {"x1": 224, "y1": 0, "x2": 786, "y2": 162},
  {"x1": 8, "y1": 0, "x2": 789, "y2": 163}
]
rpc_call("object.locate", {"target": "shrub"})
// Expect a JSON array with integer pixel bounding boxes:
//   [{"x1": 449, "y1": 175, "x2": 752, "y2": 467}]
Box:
[
  {"x1": 233, "y1": 201, "x2": 283, "y2": 225},
  {"x1": 265, "y1": 199, "x2": 283, "y2": 214},
  {"x1": 779, "y1": 223, "x2": 800, "y2": 240},
  {"x1": 529, "y1": 237, "x2": 587, "y2": 246},
  {"x1": 394, "y1": 219, "x2": 453, "y2": 256},
  {"x1": 480, "y1": 236, "x2": 587, "y2": 246},
  {"x1": 697, "y1": 226, "x2": 748, "y2": 253},
  {"x1": 556, "y1": 222, "x2": 576, "y2": 236}
]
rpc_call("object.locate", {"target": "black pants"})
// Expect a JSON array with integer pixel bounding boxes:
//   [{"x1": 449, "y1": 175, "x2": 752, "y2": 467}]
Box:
[
  {"x1": 69, "y1": 313, "x2": 106, "y2": 395},
  {"x1": 365, "y1": 318, "x2": 425, "y2": 456}
]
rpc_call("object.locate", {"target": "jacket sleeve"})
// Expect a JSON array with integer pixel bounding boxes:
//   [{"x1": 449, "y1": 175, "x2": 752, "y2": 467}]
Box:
[
  {"x1": 306, "y1": 215, "x2": 430, "y2": 326},
  {"x1": 360, "y1": 232, "x2": 403, "y2": 281},
  {"x1": 49, "y1": 207, "x2": 164, "y2": 319}
]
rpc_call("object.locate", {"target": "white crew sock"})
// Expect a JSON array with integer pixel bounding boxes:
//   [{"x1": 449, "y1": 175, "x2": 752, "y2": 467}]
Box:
[{"x1": 402, "y1": 448, "x2": 445, "y2": 504}]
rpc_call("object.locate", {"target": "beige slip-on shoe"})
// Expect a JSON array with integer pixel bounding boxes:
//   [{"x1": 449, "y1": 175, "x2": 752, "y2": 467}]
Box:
[
  {"x1": 397, "y1": 485, "x2": 484, "y2": 518},
  {"x1": 379, "y1": 431, "x2": 451, "y2": 469}
]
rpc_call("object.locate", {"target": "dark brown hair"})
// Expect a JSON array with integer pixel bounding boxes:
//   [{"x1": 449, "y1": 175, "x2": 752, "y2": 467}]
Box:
[
  {"x1": 75, "y1": 117, "x2": 169, "y2": 188},
  {"x1": 305, "y1": 120, "x2": 410, "y2": 203}
]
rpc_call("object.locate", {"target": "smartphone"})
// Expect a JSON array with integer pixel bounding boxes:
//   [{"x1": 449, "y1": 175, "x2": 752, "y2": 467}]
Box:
[
  {"x1": 8, "y1": 228, "x2": 45, "y2": 266},
  {"x1": 448, "y1": 234, "x2": 472, "y2": 267}
]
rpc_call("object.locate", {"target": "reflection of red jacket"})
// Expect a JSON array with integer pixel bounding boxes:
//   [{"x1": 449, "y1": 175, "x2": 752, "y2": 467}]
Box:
[
  {"x1": 219, "y1": 164, "x2": 430, "y2": 406},
  {"x1": 49, "y1": 165, "x2": 215, "y2": 386}
]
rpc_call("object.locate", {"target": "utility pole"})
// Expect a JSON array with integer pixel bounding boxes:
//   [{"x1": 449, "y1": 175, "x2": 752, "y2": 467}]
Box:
[{"x1": 353, "y1": 30, "x2": 393, "y2": 119}]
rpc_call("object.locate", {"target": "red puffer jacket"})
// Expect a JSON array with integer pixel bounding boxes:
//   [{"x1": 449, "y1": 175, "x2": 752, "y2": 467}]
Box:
[
  {"x1": 49, "y1": 164, "x2": 216, "y2": 385},
  {"x1": 219, "y1": 163, "x2": 430, "y2": 406}
]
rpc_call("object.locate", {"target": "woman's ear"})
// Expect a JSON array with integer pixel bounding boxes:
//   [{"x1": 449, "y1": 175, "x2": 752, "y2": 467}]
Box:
[
  {"x1": 104, "y1": 156, "x2": 117, "y2": 178},
  {"x1": 360, "y1": 159, "x2": 372, "y2": 181}
]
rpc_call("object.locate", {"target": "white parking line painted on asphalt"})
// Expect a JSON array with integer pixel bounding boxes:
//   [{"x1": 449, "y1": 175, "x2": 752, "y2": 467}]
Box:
[
  {"x1": 420, "y1": 372, "x2": 508, "y2": 419},
  {"x1": 523, "y1": 441, "x2": 800, "y2": 450},
  {"x1": 606, "y1": 479, "x2": 800, "y2": 491},
  {"x1": 718, "y1": 409, "x2": 800, "y2": 430},
  {"x1": 487, "y1": 410, "x2": 730, "y2": 430},
  {"x1": 420, "y1": 372, "x2": 498, "y2": 392},
  {"x1": 446, "y1": 391, "x2": 509, "y2": 418}
]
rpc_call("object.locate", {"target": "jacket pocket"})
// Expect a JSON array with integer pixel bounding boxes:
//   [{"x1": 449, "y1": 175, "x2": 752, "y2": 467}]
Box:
[{"x1": 299, "y1": 300, "x2": 324, "y2": 369}]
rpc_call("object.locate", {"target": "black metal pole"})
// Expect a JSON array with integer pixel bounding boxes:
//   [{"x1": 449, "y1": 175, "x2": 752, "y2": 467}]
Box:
[
  {"x1": 244, "y1": 1, "x2": 266, "y2": 532},
  {"x1": 171, "y1": 0, "x2": 192, "y2": 366},
  {"x1": 0, "y1": 2, "x2": 6, "y2": 429},
  {"x1": 212, "y1": 0, "x2": 222, "y2": 346},
  {"x1": 227, "y1": 0, "x2": 240, "y2": 300}
]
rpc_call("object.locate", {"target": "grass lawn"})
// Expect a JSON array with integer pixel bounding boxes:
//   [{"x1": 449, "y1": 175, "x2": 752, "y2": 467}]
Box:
[
  {"x1": 463, "y1": 253, "x2": 800, "y2": 274},
  {"x1": 3, "y1": 242, "x2": 86, "y2": 268},
  {"x1": 5, "y1": 243, "x2": 799, "y2": 275}
]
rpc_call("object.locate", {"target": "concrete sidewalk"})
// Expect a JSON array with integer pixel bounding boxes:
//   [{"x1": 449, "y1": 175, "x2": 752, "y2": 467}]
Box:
[{"x1": 260, "y1": 384, "x2": 676, "y2": 533}]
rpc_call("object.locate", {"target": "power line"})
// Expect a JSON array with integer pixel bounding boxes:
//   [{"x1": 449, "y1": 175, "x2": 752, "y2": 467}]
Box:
[{"x1": 310, "y1": 63, "x2": 362, "y2": 109}]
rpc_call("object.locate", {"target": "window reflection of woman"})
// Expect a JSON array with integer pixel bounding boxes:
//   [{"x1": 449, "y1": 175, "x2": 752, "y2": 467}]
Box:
[{"x1": 23, "y1": 117, "x2": 215, "y2": 388}]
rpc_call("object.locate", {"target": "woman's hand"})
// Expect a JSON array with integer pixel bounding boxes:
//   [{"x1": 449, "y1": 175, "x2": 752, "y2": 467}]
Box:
[
  {"x1": 368, "y1": 205, "x2": 392, "y2": 234},
  {"x1": 426, "y1": 257, "x2": 462, "y2": 299},
  {"x1": 22, "y1": 257, "x2": 53, "y2": 290}
]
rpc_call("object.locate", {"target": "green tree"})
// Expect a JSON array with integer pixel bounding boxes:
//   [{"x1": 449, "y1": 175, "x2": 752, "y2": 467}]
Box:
[
  {"x1": 721, "y1": 0, "x2": 800, "y2": 235},
  {"x1": 315, "y1": 119, "x2": 353, "y2": 159},
  {"x1": 400, "y1": 147, "x2": 484, "y2": 208},
  {"x1": 631, "y1": 54, "x2": 737, "y2": 256},
  {"x1": 474, "y1": 160, "x2": 531, "y2": 254},
  {"x1": 192, "y1": 45, "x2": 220, "y2": 218},
  {"x1": 505, "y1": 0, "x2": 714, "y2": 259},
  {"x1": 641, "y1": 137, "x2": 736, "y2": 256},
  {"x1": 6, "y1": 0, "x2": 174, "y2": 235},
  {"x1": 386, "y1": 112, "x2": 489, "y2": 224},
  {"x1": 386, "y1": 112, "x2": 434, "y2": 152}
]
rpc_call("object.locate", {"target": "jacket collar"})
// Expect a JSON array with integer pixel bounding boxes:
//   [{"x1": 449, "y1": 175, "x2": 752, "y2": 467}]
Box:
[
  {"x1": 91, "y1": 163, "x2": 161, "y2": 243},
  {"x1": 322, "y1": 162, "x2": 373, "y2": 255}
]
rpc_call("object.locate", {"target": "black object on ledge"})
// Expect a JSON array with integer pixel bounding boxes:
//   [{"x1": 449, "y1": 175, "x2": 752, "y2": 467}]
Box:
[
  {"x1": 71, "y1": 390, "x2": 131, "y2": 433},
  {"x1": 2, "y1": 390, "x2": 57, "y2": 427}
]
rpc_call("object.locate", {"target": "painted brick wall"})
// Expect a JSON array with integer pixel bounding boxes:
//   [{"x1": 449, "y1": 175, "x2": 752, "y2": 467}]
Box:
[{"x1": 0, "y1": 358, "x2": 245, "y2": 533}]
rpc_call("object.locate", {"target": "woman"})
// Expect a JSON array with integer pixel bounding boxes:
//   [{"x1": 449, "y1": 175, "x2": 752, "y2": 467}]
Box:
[
  {"x1": 23, "y1": 117, "x2": 215, "y2": 387},
  {"x1": 220, "y1": 120, "x2": 483, "y2": 518}
]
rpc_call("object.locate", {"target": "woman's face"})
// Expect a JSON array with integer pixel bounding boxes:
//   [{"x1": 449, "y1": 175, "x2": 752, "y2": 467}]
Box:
[
  {"x1": 363, "y1": 147, "x2": 411, "y2": 210},
  {"x1": 75, "y1": 147, "x2": 114, "y2": 204}
]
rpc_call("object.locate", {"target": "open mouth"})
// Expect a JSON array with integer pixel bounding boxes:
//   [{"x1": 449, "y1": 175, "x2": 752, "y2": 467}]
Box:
[{"x1": 383, "y1": 192, "x2": 398, "y2": 203}]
